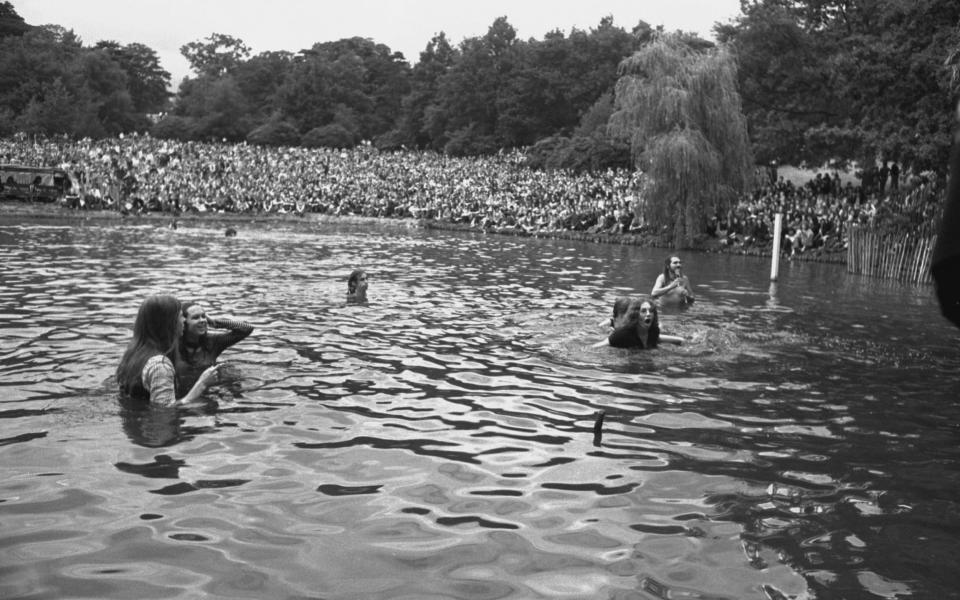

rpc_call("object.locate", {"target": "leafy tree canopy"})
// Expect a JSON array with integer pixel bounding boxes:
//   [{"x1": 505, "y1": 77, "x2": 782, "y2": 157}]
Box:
[
  {"x1": 181, "y1": 33, "x2": 251, "y2": 78},
  {"x1": 0, "y1": 0, "x2": 30, "y2": 37},
  {"x1": 609, "y1": 34, "x2": 753, "y2": 247},
  {"x1": 717, "y1": 0, "x2": 960, "y2": 174}
]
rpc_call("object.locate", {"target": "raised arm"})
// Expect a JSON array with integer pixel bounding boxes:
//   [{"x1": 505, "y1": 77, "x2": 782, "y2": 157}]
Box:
[{"x1": 206, "y1": 316, "x2": 254, "y2": 354}]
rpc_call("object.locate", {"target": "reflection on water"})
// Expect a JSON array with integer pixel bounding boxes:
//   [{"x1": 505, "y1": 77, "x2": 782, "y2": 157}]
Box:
[{"x1": 1, "y1": 218, "x2": 959, "y2": 599}]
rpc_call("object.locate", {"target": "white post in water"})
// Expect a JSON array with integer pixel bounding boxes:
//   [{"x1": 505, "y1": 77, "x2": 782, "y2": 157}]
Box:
[{"x1": 770, "y1": 213, "x2": 783, "y2": 281}]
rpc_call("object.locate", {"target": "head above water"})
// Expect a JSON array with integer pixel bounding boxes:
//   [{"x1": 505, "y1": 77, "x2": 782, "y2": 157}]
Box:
[
  {"x1": 116, "y1": 294, "x2": 183, "y2": 396},
  {"x1": 134, "y1": 294, "x2": 183, "y2": 352},
  {"x1": 181, "y1": 300, "x2": 208, "y2": 341},
  {"x1": 609, "y1": 295, "x2": 661, "y2": 349},
  {"x1": 612, "y1": 296, "x2": 660, "y2": 330},
  {"x1": 662, "y1": 255, "x2": 683, "y2": 280},
  {"x1": 348, "y1": 269, "x2": 368, "y2": 295}
]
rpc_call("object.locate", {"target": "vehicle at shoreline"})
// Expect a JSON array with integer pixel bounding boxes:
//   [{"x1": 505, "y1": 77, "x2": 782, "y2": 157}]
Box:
[{"x1": 1, "y1": 164, "x2": 79, "y2": 203}]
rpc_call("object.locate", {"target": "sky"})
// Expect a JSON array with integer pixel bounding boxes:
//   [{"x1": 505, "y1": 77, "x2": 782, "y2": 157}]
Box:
[{"x1": 13, "y1": 0, "x2": 744, "y2": 87}]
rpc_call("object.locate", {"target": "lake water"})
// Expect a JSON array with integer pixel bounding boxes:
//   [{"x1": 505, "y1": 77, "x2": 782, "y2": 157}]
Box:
[{"x1": 1, "y1": 216, "x2": 958, "y2": 600}]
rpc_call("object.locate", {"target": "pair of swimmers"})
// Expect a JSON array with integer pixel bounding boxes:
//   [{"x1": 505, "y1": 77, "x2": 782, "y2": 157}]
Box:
[
  {"x1": 117, "y1": 270, "x2": 367, "y2": 406},
  {"x1": 115, "y1": 297, "x2": 254, "y2": 406},
  {"x1": 597, "y1": 255, "x2": 694, "y2": 349}
]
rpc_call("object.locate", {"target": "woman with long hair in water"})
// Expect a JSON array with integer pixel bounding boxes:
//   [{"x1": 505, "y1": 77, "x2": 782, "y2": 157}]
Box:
[{"x1": 116, "y1": 294, "x2": 220, "y2": 406}]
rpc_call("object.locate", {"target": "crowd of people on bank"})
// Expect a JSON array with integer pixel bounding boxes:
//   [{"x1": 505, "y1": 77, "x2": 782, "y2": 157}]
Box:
[
  {"x1": 712, "y1": 168, "x2": 943, "y2": 256},
  {"x1": 1, "y1": 133, "x2": 943, "y2": 256}
]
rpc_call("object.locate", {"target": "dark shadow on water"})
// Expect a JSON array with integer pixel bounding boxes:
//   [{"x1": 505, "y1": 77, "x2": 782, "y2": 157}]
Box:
[
  {"x1": 114, "y1": 454, "x2": 186, "y2": 479},
  {"x1": 119, "y1": 400, "x2": 187, "y2": 448},
  {"x1": 118, "y1": 396, "x2": 220, "y2": 448},
  {"x1": 117, "y1": 369, "x2": 265, "y2": 447}
]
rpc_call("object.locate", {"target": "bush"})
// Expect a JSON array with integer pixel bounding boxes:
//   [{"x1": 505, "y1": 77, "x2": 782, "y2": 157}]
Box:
[
  {"x1": 443, "y1": 126, "x2": 498, "y2": 157},
  {"x1": 524, "y1": 133, "x2": 631, "y2": 173},
  {"x1": 150, "y1": 115, "x2": 194, "y2": 141},
  {"x1": 524, "y1": 136, "x2": 570, "y2": 170},
  {"x1": 373, "y1": 128, "x2": 406, "y2": 151},
  {"x1": 0, "y1": 107, "x2": 15, "y2": 138},
  {"x1": 246, "y1": 121, "x2": 301, "y2": 147},
  {"x1": 301, "y1": 124, "x2": 355, "y2": 149}
]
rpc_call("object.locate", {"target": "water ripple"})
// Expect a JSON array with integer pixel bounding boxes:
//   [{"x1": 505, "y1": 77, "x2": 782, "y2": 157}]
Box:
[{"x1": 2, "y1": 219, "x2": 959, "y2": 599}]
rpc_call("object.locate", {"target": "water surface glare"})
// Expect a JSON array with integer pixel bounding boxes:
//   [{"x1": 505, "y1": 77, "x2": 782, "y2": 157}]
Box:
[{"x1": 1, "y1": 218, "x2": 958, "y2": 599}]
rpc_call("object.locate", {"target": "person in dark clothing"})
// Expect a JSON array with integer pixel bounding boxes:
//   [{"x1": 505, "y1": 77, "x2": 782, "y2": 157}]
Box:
[
  {"x1": 878, "y1": 161, "x2": 890, "y2": 193},
  {"x1": 594, "y1": 296, "x2": 683, "y2": 348},
  {"x1": 889, "y1": 162, "x2": 900, "y2": 191},
  {"x1": 175, "y1": 301, "x2": 254, "y2": 391},
  {"x1": 932, "y1": 110, "x2": 960, "y2": 330}
]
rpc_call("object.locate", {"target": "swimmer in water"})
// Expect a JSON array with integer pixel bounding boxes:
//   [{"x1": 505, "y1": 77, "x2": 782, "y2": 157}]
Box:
[
  {"x1": 594, "y1": 296, "x2": 683, "y2": 348},
  {"x1": 651, "y1": 255, "x2": 695, "y2": 306},
  {"x1": 116, "y1": 294, "x2": 220, "y2": 406},
  {"x1": 347, "y1": 269, "x2": 369, "y2": 303},
  {"x1": 176, "y1": 301, "x2": 254, "y2": 391}
]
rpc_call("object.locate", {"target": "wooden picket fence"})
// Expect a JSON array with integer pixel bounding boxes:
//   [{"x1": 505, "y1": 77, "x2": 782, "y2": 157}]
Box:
[{"x1": 846, "y1": 227, "x2": 936, "y2": 284}]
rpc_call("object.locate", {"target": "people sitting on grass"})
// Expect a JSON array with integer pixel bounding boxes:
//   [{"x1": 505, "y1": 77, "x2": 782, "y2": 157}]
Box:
[{"x1": 1, "y1": 134, "x2": 942, "y2": 258}]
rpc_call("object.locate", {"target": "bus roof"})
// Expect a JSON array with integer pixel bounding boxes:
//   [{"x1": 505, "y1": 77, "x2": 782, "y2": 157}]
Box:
[{"x1": 1, "y1": 164, "x2": 71, "y2": 175}]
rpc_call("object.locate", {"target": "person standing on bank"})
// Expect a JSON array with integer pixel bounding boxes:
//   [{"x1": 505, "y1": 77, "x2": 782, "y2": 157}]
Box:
[
  {"x1": 116, "y1": 295, "x2": 221, "y2": 406},
  {"x1": 176, "y1": 301, "x2": 254, "y2": 390},
  {"x1": 651, "y1": 255, "x2": 695, "y2": 306}
]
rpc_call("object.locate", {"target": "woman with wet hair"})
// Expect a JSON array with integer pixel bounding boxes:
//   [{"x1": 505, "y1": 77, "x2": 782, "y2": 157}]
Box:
[
  {"x1": 347, "y1": 269, "x2": 369, "y2": 303},
  {"x1": 594, "y1": 296, "x2": 684, "y2": 349},
  {"x1": 116, "y1": 295, "x2": 220, "y2": 406},
  {"x1": 176, "y1": 300, "x2": 253, "y2": 391},
  {"x1": 651, "y1": 255, "x2": 695, "y2": 305}
]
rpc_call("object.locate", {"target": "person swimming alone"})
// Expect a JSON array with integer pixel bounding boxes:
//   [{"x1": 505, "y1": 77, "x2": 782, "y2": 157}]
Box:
[
  {"x1": 347, "y1": 269, "x2": 369, "y2": 303},
  {"x1": 651, "y1": 255, "x2": 695, "y2": 306}
]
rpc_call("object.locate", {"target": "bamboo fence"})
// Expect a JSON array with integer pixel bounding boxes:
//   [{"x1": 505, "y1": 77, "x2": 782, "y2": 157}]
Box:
[{"x1": 847, "y1": 227, "x2": 936, "y2": 284}]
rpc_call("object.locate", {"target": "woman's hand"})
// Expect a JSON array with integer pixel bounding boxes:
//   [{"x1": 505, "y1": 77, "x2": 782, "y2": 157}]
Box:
[
  {"x1": 197, "y1": 364, "x2": 221, "y2": 388},
  {"x1": 179, "y1": 364, "x2": 220, "y2": 404}
]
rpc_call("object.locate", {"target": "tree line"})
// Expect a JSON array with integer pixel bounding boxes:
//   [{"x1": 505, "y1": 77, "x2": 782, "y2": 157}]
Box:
[
  {"x1": 1, "y1": 0, "x2": 959, "y2": 247},
  {"x1": 2, "y1": 1, "x2": 959, "y2": 175}
]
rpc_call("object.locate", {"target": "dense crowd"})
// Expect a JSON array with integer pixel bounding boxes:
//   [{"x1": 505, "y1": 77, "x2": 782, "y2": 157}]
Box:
[
  {"x1": 1, "y1": 133, "x2": 943, "y2": 255},
  {"x1": 715, "y1": 167, "x2": 943, "y2": 256}
]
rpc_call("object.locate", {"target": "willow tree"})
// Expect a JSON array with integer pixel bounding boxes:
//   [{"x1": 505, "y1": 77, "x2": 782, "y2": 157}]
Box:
[{"x1": 609, "y1": 35, "x2": 753, "y2": 248}]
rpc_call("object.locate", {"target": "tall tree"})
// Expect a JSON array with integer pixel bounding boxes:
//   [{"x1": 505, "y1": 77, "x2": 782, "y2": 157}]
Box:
[
  {"x1": 233, "y1": 50, "x2": 294, "y2": 119},
  {"x1": 77, "y1": 48, "x2": 139, "y2": 134},
  {"x1": 610, "y1": 34, "x2": 753, "y2": 247},
  {"x1": 717, "y1": 0, "x2": 960, "y2": 174},
  {"x1": 430, "y1": 16, "x2": 519, "y2": 155},
  {"x1": 0, "y1": 1, "x2": 30, "y2": 37},
  {"x1": 174, "y1": 74, "x2": 251, "y2": 140},
  {"x1": 0, "y1": 25, "x2": 92, "y2": 135},
  {"x1": 95, "y1": 41, "x2": 171, "y2": 113},
  {"x1": 181, "y1": 33, "x2": 251, "y2": 78},
  {"x1": 397, "y1": 32, "x2": 458, "y2": 149},
  {"x1": 15, "y1": 77, "x2": 81, "y2": 135},
  {"x1": 275, "y1": 37, "x2": 409, "y2": 145}
]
